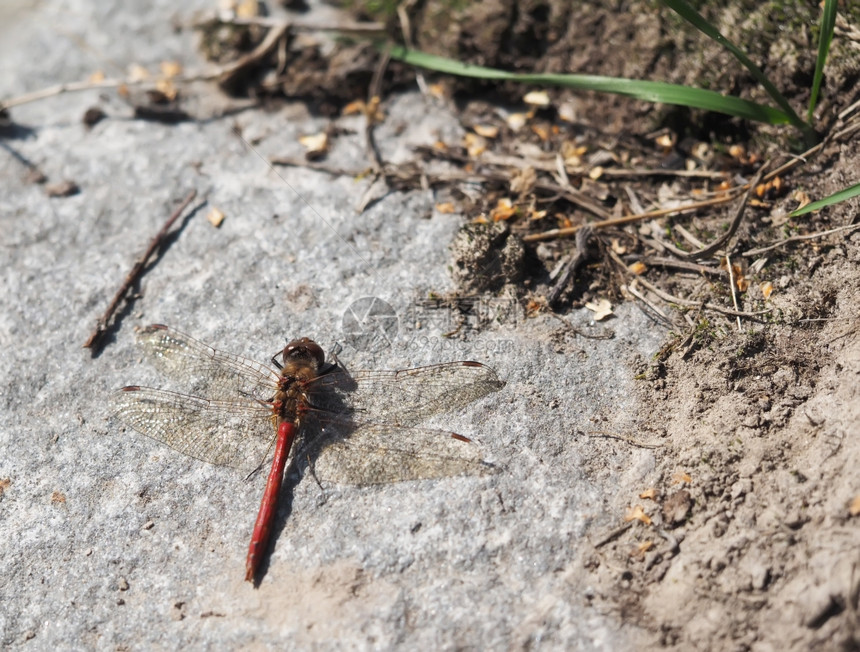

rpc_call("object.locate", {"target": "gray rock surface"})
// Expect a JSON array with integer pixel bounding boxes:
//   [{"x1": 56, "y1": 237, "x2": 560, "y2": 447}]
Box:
[{"x1": 0, "y1": 1, "x2": 665, "y2": 648}]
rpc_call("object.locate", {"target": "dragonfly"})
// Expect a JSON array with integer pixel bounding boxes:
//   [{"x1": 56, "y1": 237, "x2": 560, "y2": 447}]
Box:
[{"x1": 112, "y1": 324, "x2": 504, "y2": 583}]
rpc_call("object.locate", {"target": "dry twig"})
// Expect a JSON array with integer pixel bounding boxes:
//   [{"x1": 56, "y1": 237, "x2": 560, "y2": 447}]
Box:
[
  {"x1": 635, "y1": 277, "x2": 770, "y2": 319},
  {"x1": 546, "y1": 225, "x2": 593, "y2": 307},
  {"x1": 83, "y1": 190, "x2": 202, "y2": 352},
  {"x1": 585, "y1": 430, "x2": 663, "y2": 449},
  {"x1": 725, "y1": 253, "x2": 742, "y2": 331},
  {"x1": 652, "y1": 164, "x2": 768, "y2": 261},
  {"x1": 742, "y1": 222, "x2": 860, "y2": 257}
]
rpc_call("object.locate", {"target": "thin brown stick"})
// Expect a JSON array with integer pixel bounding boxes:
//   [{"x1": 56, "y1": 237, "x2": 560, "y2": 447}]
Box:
[
  {"x1": 546, "y1": 225, "x2": 593, "y2": 307},
  {"x1": 640, "y1": 256, "x2": 723, "y2": 277},
  {"x1": 84, "y1": 190, "x2": 199, "y2": 350},
  {"x1": 648, "y1": 164, "x2": 768, "y2": 261},
  {"x1": 2, "y1": 18, "x2": 384, "y2": 113},
  {"x1": 522, "y1": 194, "x2": 737, "y2": 242},
  {"x1": 624, "y1": 281, "x2": 673, "y2": 325},
  {"x1": 218, "y1": 22, "x2": 291, "y2": 87},
  {"x1": 593, "y1": 522, "x2": 634, "y2": 548},
  {"x1": 269, "y1": 156, "x2": 359, "y2": 176},
  {"x1": 193, "y1": 15, "x2": 385, "y2": 34},
  {"x1": 546, "y1": 311, "x2": 615, "y2": 340},
  {"x1": 634, "y1": 277, "x2": 770, "y2": 318},
  {"x1": 725, "y1": 253, "x2": 742, "y2": 331},
  {"x1": 741, "y1": 222, "x2": 860, "y2": 257},
  {"x1": 364, "y1": 47, "x2": 389, "y2": 172},
  {"x1": 396, "y1": 4, "x2": 428, "y2": 95},
  {"x1": 585, "y1": 430, "x2": 663, "y2": 449},
  {"x1": 1, "y1": 77, "x2": 186, "y2": 112}
]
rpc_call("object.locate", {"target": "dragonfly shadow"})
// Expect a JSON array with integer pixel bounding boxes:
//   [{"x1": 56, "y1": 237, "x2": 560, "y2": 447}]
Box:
[{"x1": 293, "y1": 367, "x2": 363, "y2": 482}]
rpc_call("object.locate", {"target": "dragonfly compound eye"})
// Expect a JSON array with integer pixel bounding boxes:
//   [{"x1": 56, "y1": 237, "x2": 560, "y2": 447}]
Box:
[{"x1": 282, "y1": 338, "x2": 325, "y2": 368}]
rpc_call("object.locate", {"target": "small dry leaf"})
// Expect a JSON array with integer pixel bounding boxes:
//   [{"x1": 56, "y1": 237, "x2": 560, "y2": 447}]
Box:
[
  {"x1": 556, "y1": 215, "x2": 573, "y2": 229},
  {"x1": 610, "y1": 238, "x2": 627, "y2": 255},
  {"x1": 435, "y1": 202, "x2": 456, "y2": 214},
  {"x1": 849, "y1": 494, "x2": 860, "y2": 517},
  {"x1": 342, "y1": 99, "x2": 365, "y2": 116},
  {"x1": 490, "y1": 197, "x2": 517, "y2": 222},
  {"x1": 625, "y1": 505, "x2": 652, "y2": 525},
  {"x1": 236, "y1": 0, "x2": 261, "y2": 17},
  {"x1": 756, "y1": 176, "x2": 785, "y2": 200},
  {"x1": 655, "y1": 133, "x2": 674, "y2": 149},
  {"x1": 89, "y1": 70, "x2": 106, "y2": 83},
  {"x1": 793, "y1": 189, "x2": 811, "y2": 210},
  {"x1": 427, "y1": 83, "x2": 447, "y2": 99},
  {"x1": 639, "y1": 488, "x2": 660, "y2": 500},
  {"x1": 528, "y1": 208, "x2": 547, "y2": 221},
  {"x1": 473, "y1": 124, "x2": 499, "y2": 139},
  {"x1": 628, "y1": 261, "x2": 647, "y2": 275},
  {"x1": 672, "y1": 470, "x2": 692, "y2": 485},
  {"x1": 509, "y1": 166, "x2": 537, "y2": 196},
  {"x1": 560, "y1": 141, "x2": 587, "y2": 161},
  {"x1": 506, "y1": 112, "x2": 529, "y2": 131},
  {"x1": 363, "y1": 96, "x2": 385, "y2": 124},
  {"x1": 558, "y1": 101, "x2": 578, "y2": 122},
  {"x1": 155, "y1": 78, "x2": 178, "y2": 101},
  {"x1": 585, "y1": 298, "x2": 613, "y2": 321},
  {"x1": 299, "y1": 132, "x2": 329, "y2": 158},
  {"x1": 588, "y1": 166, "x2": 604, "y2": 180},
  {"x1": 523, "y1": 90, "x2": 550, "y2": 106},
  {"x1": 0, "y1": 478, "x2": 10, "y2": 497},
  {"x1": 159, "y1": 61, "x2": 182, "y2": 79},
  {"x1": 464, "y1": 132, "x2": 487, "y2": 157},
  {"x1": 526, "y1": 296, "x2": 546, "y2": 316},
  {"x1": 760, "y1": 281, "x2": 774, "y2": 299},
  {"x1": 207, "y1": 207, "x2": 225, "y2": 228},
  {"x1": 632, "y1": 541, "x2": 654, "y2": 558},
  {"x1": 473, "y1": 214, "x2": 489, "y2": 225},
  {"x1": 127, "y1": 63, "x2": 150, "y2": 82},
  {"x1": 51, "y1": 491, "x2": 66, "y2": 504},
  {"x1": 691, "y1": 142, "x2": 711, "y2": 160},
  {"x1": 45, "y1": 180, "x2": 80, "y2": 198},
  {"x1": 729, "y1": 144, "x2": 746, "y2": 160},
  {"x1": 531, "y1": 124, "x2": 551, "y2": 141}
]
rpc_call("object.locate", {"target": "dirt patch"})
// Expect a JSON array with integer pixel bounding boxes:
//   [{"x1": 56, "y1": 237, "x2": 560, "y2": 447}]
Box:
[{"x1": 397, "y1": 4, "x2": 860, "y2": 649}]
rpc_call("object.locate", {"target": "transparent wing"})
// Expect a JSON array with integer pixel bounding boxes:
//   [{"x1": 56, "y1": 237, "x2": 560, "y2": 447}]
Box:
[
  {"x1": 112, "y1": 386, "x2": 275, "y2": 473},
  {"x1": 304, "y1": 424, "x2": 496, "y2": 485},
  {"x1": 135, "y1": 324, "x2": 279, "y2": 402},
  {"x1": 308, "y1": 361, "x2": 505, "y2": 427}
]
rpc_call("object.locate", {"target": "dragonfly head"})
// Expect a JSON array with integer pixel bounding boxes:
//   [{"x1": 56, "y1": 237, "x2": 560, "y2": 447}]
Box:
[{"x1": 282, "y1": 338, "x2": 325, "y2": 370}]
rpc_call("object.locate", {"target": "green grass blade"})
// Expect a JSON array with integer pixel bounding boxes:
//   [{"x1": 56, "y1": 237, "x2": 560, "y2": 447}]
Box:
[
  {"x1": 388, "y1": 46, "x2": 792, "y2": 125},
  {"x1": 660, "y1": 0, "x2": 815, "y2": 143},
  {"x1": 808, "y1": 0, "x2": 838, "y2": 123},
  {"x1": 790, "y1": 182, "x2": 860, "y2": 217}
]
